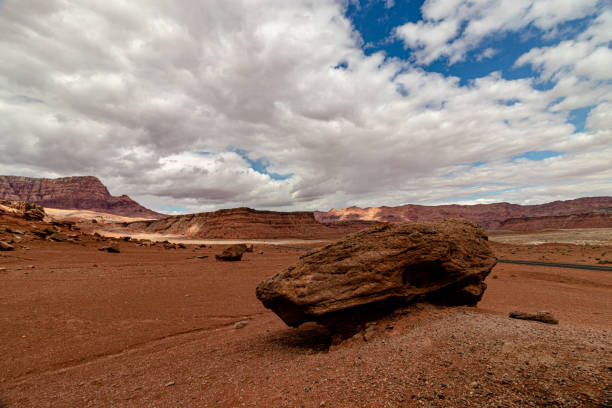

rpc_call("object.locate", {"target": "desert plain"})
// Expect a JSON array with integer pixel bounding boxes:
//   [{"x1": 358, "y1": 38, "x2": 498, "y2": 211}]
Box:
[
  {"x1": 2, "y1": 0, "x2": 612, "y2": 405},
  {"x1": 1, "y1": 219, "x2": 611, "y2": 407}
]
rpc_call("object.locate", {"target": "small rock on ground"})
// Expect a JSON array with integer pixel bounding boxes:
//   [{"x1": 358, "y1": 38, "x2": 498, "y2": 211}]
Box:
[
  {"x1": 98, "y1": 245, "x2": 120, "y2": 253},
  {"x1": 0, "y1": 241, "x2": 15, "y2": 251},
  {"x1": 509, "y1": 311, "x2": 559, "y2": 324}
]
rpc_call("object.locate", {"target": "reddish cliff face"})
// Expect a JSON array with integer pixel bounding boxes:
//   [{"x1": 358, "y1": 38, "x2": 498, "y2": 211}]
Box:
[
  {"x1": 0, "y1": 176, "x2": 164, "y2": 219},
  {"x1": 314, "y1": 197, "x2": 612, "y2": 230},
  {"x1": 127, "y1": 207, "x2": 375, "y2": 239},
  {"x1": 495, "y1": 209, "x2": 612, "y2": 231}
]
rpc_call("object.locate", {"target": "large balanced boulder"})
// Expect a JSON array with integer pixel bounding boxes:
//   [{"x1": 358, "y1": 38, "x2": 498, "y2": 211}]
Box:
[{"x1": 256, "y1": 219, "x2": 496, "y2": 328}]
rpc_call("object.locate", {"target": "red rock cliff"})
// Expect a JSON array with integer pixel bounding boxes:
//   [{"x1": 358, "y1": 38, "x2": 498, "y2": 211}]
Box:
[
  {"x1": 314, "y1": 197, "x2": 612, "y2": 230},
  {"x1": 495, "y1": 208, "x2": 612, "y2": 231},
  {"x1": 0, "y1": 176, "x2": 164, "y2": 219}
]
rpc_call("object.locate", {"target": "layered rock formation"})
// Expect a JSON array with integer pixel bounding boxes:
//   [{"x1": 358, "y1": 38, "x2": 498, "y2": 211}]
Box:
[
  {"x1": 314, "y1": 197, "x2": 612, "y2": 230},
  {"x1": 496, "y1": 208, "x2": 612, "y2": 231},
  {"x1": 256, "y1": 219, "x2": 497, "y2": 329},
  {"x1": 126, "y1": 207, "x2": 375, "y2": 239},
  {"x1": 0, "y1": 176, "x2": 163, "y2": 219}
]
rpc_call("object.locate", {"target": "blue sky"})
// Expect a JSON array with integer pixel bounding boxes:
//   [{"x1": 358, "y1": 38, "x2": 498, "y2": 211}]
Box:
[
  {"x1": 0, "y1": 0, "x2": 610, "y2": 212},
  {"x1": 345, "y1": 0, "x2": 601, "y2": 132}
]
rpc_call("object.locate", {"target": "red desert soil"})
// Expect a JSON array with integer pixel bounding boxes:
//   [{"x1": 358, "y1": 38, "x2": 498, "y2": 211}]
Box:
[{"x1": 1, "y1": 237, "x2": 611, "y2": 407}]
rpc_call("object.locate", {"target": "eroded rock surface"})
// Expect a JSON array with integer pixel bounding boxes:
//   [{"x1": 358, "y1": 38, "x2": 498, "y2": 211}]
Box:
[
  {"x1": 256, "y1": 219, "x2": 497, "y2": 328},
  {"x1": 496, "y1": 209, "x2": 612, "y2": 231},
  {"x1": 0, "y1": 200, "x2": 46, "y2": 220},
  {"x1": 314, "y1": 197, "x2": 612, "y2": 230}
]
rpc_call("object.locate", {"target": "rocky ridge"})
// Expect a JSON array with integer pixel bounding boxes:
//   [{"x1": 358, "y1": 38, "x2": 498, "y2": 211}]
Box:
[
  {"x1": 0, "y1": 200, "x2": 187, "y2": 252},
  {"x1": 125, "y1": 207, "x2": 375, "y2": 239},
  {"x1": 0, "y1": 175, "x2": 163, "y2": 219},
  {"x1": 314, "y1": 197, "x2": 612, "y2": 230},
  {"x1": 496, "y1": 208, "x2": 612, "y2": 231},
  {"x1": 0, "y1": 200, "x2": 84, "y2": 248}
]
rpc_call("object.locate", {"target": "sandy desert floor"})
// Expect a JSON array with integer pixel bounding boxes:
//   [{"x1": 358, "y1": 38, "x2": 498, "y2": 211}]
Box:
[{"x1": 0, "y1": 236, "x2": 611, "y2": 407}]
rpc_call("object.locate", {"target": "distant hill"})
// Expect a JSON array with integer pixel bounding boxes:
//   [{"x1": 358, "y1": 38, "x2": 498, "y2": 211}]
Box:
[
  {"x1": 314, "y1": 197, "x2": 612, "y2": 230},
  {"x1": 124, "y1": 207, "x2": 375, "y2": 239},
  {"x1": 121, "y1": 198, "x2": 612, "y2": 240},
  {"x1": 123, "y1": 198, "x2": 612, "y2": 240},
  {"x1": 5, "y1": 175, "x2": 608, "y2": 235},
  {"x1": 495, "y1": 208, "x2": 612, "y2": 231},
  {"x1": 0, "y1": 175, "x2": 164, "y2": 219}
]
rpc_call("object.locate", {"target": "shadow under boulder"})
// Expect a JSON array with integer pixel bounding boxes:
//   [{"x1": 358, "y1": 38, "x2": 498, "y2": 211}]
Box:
[{"x1": 256, "y1": 219, "x2": 497, "y2": 343}]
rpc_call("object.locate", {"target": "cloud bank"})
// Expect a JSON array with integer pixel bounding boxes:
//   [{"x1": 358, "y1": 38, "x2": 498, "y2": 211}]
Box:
[{"x1": 0, "y1": 0, "x2": 610, "y2": 213}]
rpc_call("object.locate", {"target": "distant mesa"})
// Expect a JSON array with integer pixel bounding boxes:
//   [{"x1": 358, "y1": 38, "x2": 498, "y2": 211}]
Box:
[
  {"x1": 124, "y1": 207, "x2": 374, "y2": 240},
  {"x1": 314, "y1": 197, "x2": 612, "y2": 230},
  {"x1": 0, "y1": 175, "x2": 164, "y2": 219},
  {"x1": 10, "y1": 173, "x2": 607, "y2": 238},
  {"x1": 495, "y1": 208, "x2": 612, "y2": 231},
  {"x1": 118, "y1": 197, "x2": 612, "y2": 240}
]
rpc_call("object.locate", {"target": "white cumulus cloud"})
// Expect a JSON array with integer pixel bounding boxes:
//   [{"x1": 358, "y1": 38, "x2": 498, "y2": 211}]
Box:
[
  {"x1": 0, "y1": 0, "x2": 610, "y2": 213},
  {"x1": 395, "y1": 0, "x2": 602, "y2": 64}
]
